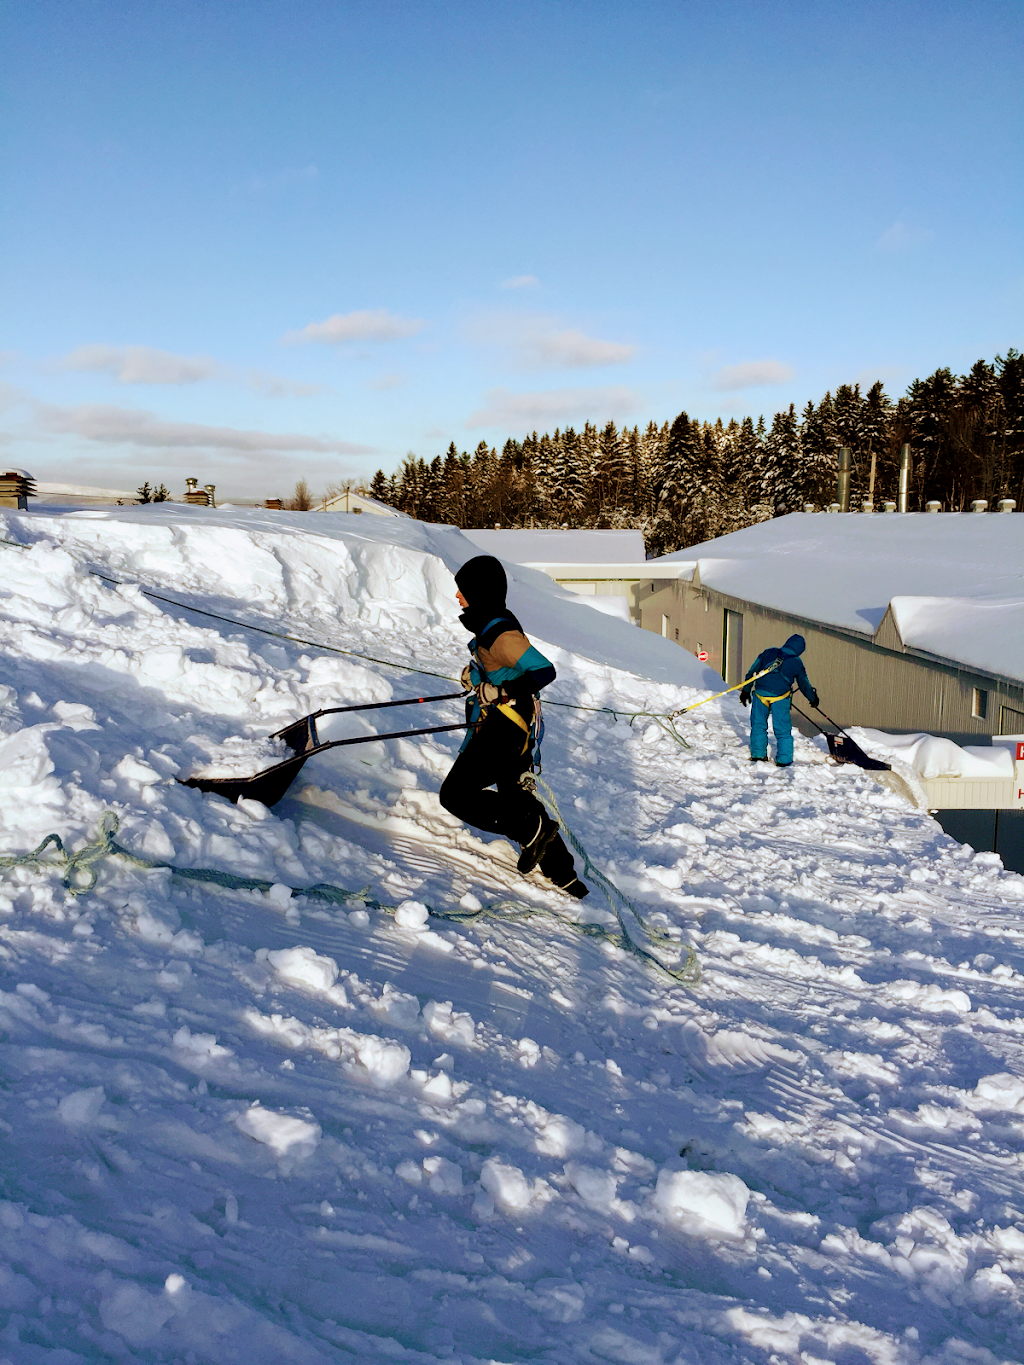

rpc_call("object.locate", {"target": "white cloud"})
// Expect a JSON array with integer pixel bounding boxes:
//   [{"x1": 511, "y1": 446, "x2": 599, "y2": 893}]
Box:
[
  {"x1": 709, "y1": 360, "x2": 794, "y2": 391},
  {"x1": 36, "y1": 402, "x2": 376, "y2": 456},
  {"x1": 466, "y1": 386, "x2": 640, "y2": 430},
  {"x1": 875, "y1": 220, "x2": 935, "y2": 253},
  {"x1": 282, "y1": 309, "x2": 425, "y2": 345},
  {"x1": 366, "y1": 373, "x2": 405, "y2": 391},
  {"x1": 247, "y1": 370, "x2": 331, "y2": 398},
  {"x1": 500, "y1": 275, "x2": 540, "y2": 290},
  {"x1": 530, "y1": 329, "x2": 635, "y2": 368},
  {"x1": 467, "y1": 312, "x2": 635, "y2": 370},
  {"x1": 61, "y1": 345, "x2": 223, "y2": 385}
]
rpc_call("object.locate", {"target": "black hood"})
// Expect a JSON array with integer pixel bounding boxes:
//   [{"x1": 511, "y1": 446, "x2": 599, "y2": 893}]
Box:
[{"x1": 455, "y1": 555, "x2": 509, "y2": 636}]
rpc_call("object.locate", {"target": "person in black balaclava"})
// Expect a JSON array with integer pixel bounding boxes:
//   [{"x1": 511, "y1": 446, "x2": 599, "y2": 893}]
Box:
[{"x1": 439, "y1": 555, "x2": 588, "y2": 898}]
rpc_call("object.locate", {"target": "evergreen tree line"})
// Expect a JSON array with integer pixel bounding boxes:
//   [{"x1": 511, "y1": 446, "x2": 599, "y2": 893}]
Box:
[{"x1": 366, "y1": 351, "x2": 1024, "y2": 555}]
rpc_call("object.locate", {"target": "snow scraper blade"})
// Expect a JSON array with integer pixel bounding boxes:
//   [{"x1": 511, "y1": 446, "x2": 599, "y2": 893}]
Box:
[
  {"x1": 826, "y1": 733, "x2": 891, "y2": 771},
  {"x1": 180, "y1": 705, "x2": 472, "y2": 808}
]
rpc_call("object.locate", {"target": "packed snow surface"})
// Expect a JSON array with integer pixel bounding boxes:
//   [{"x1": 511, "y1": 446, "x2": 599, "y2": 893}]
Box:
[
  {"x1": 1, "y1": 504, "x2": 1024, "y2": 1365},
  {"x1": 656, "y1": 512, "x2": 1024, "y2": 681}
]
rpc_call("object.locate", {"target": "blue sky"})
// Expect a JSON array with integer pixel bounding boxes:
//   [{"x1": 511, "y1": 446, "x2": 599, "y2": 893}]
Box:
[{"x1": 2, "y1": 0, "x2": 1020, "y2": 500}]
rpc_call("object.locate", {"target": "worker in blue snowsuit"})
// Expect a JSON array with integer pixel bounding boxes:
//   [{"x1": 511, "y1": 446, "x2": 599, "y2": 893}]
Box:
[{"x1": 739, "y1": 634, "x2": 818, "y2": 767}]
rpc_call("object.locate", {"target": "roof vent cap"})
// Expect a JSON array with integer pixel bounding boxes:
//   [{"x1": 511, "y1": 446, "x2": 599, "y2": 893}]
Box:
[
  {"x1": 882, "y1": 501, "x2": 897, "y2": 513},
  {"x1": 925, "y1": 501, "x2": 941, "y2": 513},
  {"x1": 971, "y1": 499, "x2": 989, "y2": 513},
  {"x1": 998, "y1": 498, "x2": 1016, "y2": 513}
]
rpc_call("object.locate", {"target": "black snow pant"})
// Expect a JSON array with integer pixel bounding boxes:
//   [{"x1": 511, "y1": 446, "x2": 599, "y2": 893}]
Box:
[{"x1": 439, "y1": 712, "x2": 576, "y2": 885}]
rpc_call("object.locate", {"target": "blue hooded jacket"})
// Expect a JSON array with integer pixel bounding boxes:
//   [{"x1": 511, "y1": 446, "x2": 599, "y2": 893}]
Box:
[{"x1": 744, "y1": 634, "x2": 816, "y2": 702}]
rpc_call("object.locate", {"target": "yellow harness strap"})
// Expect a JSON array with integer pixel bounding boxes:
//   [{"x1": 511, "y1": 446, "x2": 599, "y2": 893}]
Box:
[
  {"x1": 756, "y1": 691, "x2": 793, "y2": 705},
  {"x1": 496, "y1": 701, "x2": 532, "y2": 753}
]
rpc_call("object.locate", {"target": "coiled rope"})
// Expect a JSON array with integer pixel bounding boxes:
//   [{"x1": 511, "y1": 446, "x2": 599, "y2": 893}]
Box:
[
  {"x1": 526, "y1": 775, "x2": 700, "y2": 985},
  {"x1": 0, "y1": 812, "x2": 699, "y2": 988}
]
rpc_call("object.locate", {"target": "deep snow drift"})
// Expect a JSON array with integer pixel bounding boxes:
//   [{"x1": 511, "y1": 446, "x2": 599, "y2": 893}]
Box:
[{"x1": 1, "y1": 505, "x2": 1024, "y2": 1365}]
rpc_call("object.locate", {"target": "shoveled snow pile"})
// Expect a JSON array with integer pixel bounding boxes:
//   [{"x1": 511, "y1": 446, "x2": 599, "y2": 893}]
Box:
[{"x1": 1, "y1": 504, "x2": 1024, "y2": 1365}]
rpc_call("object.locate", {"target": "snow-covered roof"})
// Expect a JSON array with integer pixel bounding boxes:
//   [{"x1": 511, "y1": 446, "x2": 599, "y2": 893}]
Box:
[
  {"x1": 319, "y1": 491, "x2": 403, "y2": 516},
  {"x1": 653, "y1": 512, "x2": 1024, "y2": 683},
  {"x1": 462, "y1": 528, "x2": 647, "y2": 567},
  {"x1": 35, "y1": 481, "x2": 134, "y2": 498}
]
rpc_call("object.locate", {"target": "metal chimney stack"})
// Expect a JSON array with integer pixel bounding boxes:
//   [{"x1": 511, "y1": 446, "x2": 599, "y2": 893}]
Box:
[
  {"x1": 837, "y1": 448, "x2": 852, "y2": 513},
  {"x1": 898, "y1": 444, "x2": 911, "y2": 513}
]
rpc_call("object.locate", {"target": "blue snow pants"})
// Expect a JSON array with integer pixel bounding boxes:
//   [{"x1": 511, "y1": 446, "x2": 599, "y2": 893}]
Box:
[{"x1": 750, "y1": 696, "x2": 793, "y2": 764}]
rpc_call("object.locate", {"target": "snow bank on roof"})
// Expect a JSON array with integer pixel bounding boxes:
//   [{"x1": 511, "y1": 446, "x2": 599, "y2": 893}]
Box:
[
  {"x1": 8, "y1": 503, "x2": 709, "y2": 690},
  {"x1": 890, "y1": 594, "x2": 1024, "y2": 682},
  {"x1": 462, "y1": 527, "x2": 647, "y2": 565},
  {"x1": 654, "y1": 512, "x2": 1024, "y2": 680},
  {"x1": 854, "y1": 729, "x2": 1014, "y2": 780}
]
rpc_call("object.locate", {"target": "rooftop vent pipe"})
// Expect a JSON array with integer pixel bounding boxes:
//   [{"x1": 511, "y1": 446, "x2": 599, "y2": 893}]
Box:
[
  {"x1": 861, "y1": 500, "x2": 874, "y2": 514},
  {"x1": 925, "y1": 501, "x2": 941, "y2": 513},
  {"x1": 897, "y1": 444, "x2": 911, "y2": 513},
  {"x1": 836, "y1": 448, "x2": 852, "y2": 512},
  {"x1": 971, "y1": 499, "x2": 989, "y2": 513},
  {"x1": 882, "y1": 501, "x2": 897, "y2": 513},
  {"x1": 998, "y1": 499, "x2": 1016, "y2": 513}
]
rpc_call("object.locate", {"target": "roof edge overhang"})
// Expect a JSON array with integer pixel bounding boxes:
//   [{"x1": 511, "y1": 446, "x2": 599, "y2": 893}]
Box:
[{"x1": 697, "y1": 584, "x2": 1024, "y2": 694}]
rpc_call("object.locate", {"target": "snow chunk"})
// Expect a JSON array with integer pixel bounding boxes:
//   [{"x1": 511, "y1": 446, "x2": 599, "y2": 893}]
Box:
[
  {"x1": 651, "y1": 1169, "x2": 750, "y2": 1240},
  {"x1": 565, "y1": 1162, "x2": 619, "y2": 1213},
  {"x1": 882, "y1": 980, "x2": 972, "y2": 1014},
  {"x1": 267, "y1": 945, "x2": 340, "y2": 995},
  {"x1": 57, "y1": 1086, "x2": 106, "y2": 1125},
  {"x1": 235, "y1": 1104, "x2": 321, "y2": 1158},
  {"x1": 394, "y1": 899, "x2": 430, "y2": 930},
  {"x1": 423, "y1": 999, "x2": 476, "y2": 1046},
  {"x1": 173, "y1": 1025, "x2": 232, "y2": 1058},
  {"x1": 423, "y1": 1155, "x2": 464, "y2": 1194},
  {"x1": 970, "y1": 1073, "x2": 1024, "y2": 1112},
  {"x1": 480, "y1": 1156, "x2": 552, "y2": 1214}
]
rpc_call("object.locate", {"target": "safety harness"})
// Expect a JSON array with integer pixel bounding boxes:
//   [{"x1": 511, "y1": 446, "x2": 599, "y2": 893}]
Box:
[{"x1": 467, "y1": 615, "x2": 545, "y2": 763}]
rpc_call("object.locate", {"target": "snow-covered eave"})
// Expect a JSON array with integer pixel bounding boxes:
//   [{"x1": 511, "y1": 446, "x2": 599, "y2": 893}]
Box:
[
  {"x1": 520, "y1": 561, "x2": 694, "y2": 580},
  {"x1": 699, "y1": 580, "x2": 1024, "y2": 692},
  {"x1": 878, "y1": 598, "x2": 1024, "y2": 692}
]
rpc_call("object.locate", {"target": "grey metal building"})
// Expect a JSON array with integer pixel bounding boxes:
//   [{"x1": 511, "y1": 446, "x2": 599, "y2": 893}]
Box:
[
  {"x1": 639, "y1": 510, "x2": 1024, "y2": 868},
  {"x1": 639, "y1": 511, "x2": 1024, "y2": 739}
]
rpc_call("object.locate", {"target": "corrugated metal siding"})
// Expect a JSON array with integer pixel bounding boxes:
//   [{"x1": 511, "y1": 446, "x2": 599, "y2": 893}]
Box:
[{"x1": 638, "y1": 579, "x2": 1024, "y2": 737}]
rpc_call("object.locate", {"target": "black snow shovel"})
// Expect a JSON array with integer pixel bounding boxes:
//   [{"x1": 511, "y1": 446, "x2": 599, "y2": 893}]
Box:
[
  {"x1": 180, "y1": 691, "x2": 472, "y2": 807},
  {"x1": 791, "y1": 700, "x2": 891, "y2": 772}
]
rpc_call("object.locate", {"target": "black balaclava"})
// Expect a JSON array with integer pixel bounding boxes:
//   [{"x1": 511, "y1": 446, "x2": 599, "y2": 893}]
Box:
[{"x1": 455, "y1": 555, "x2": 509, "y2": 636}]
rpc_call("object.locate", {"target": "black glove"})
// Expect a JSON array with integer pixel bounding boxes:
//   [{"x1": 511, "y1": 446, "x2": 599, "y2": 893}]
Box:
[
  {"x1": 810, "y1": 691, "x2": 820, "y2": 709},
  {"x1": 739, "y1": 688, "x2": 751, "y2": 708}
]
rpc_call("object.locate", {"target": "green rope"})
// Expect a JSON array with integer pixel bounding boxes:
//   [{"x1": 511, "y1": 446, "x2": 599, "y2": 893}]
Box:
[
  {"x1": 528, "y1": 776, "x2": 701, "y2": 986},
  {"x1": 0, "y1": 812, "x2": 698, "y2": 986},
  {"x1": 0, "y1": 812, "x2": 131, "y2": 896}
]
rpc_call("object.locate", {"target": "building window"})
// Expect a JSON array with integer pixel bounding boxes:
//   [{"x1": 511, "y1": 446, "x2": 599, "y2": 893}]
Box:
[
  {"x1": 661, "y1": 614, "x2": 669, "y2": 638},
  {"x1": 674, "y1": 628, "x2": 679, "y2": 641},
  {"x1": 972, "y1": 687, "x2": 988, "y2": 720}
]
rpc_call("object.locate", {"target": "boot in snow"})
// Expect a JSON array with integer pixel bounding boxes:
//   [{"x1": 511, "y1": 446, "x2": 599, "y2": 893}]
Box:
[
  {"x1": 557, "y1": 876, "x2": 589, "y2": 899},
  {"x1": 517, "y1": 811, "x2": 560, "y2": 875}
]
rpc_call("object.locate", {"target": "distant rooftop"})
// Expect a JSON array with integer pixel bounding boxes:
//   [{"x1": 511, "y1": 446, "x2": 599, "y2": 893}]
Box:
[
  {"x1": 652, "y1": 512, "x2": 1024, "y2": 683},
  {"x1": 462, "y1": 528, "x2": 647, "y2": 567}
]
